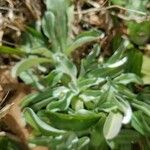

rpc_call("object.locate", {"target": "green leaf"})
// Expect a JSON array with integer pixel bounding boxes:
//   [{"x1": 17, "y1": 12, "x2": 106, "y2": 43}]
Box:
[
  {"x1": 0, "y1": 136, "x2": 21, "y2": 150},
  {"x1": 71, "y1": 98, "x2": 84, "y2": 111},
  {"x1": 42, "y1": 11, "x2": 58, "y2": 51},
  {"x1": 45, "y1": 109, "x2": 102, "y2": 131},
  {"x1": 78, "y1": 137, "x2": 90, "y2": 150},
  {"x1": 132, "y1": 99, "x2": 150, "y2": 117},
  {"x1": 113, "y1": 73, "x2": 143, "y2": 85},
  {"x1": 127, "y1": 21, "x2": 150, "y2": 45},
  {"x1": 66, "y1": 30, "x2": 102, "y2": 55},
  {"x1": 111, "y1": 34, "x2": 122, "y2": 52},
  {"x1": 30, "y1": 48, "x2": 53, "y2": 58},
  {"x1": 142, "y1": 55, "x2": 150, "y2": 84},
  {"x1": 29, "y1": 136, "x2": 51, "y2": 147},
  {"x1": 0, "y1": 45, "x2": 25, "y2": 56},
  {"x1": 97, "y1": 86, "x2": 114, "y2": 107},
  {"x1": 18, "y1": 70, "x2": 45, "y2": 91},
  {"x1": 21, "y1": 26, "x2": 47, "y2": 53},
  {"x1": 25, "y1": 26, "x2": 44, "y2": 39},
  {"x1": 131, "y1": 111, "x2": 150, "y2": 136},
  {"x1": 88, "y1": 56, "x2": 127, "y2": 78},
  {"x1": 105, "y1": 57, "x2": 127, "y2": 68},
  {"x1": 12, "y1": 57, "x2": 51, "y2": 77},
  {"x1": 90, "y1": 117, "x2": 107, "y2": 147},
  {"x1": 31, "y1": 97, "x2": 56, "y2": 112},
  {"x1": 41, "y1": 70, "x2": 63, "y2": 87},
  {"x1": 79, "y1": 90, "x2": 101, "y2": 109},
  {"x1": 126, "y1": 0, "x2": 149, "y2": 12},
  {"x1": 88, "y1": 66, "x2": 123, "y2": 78},
  {"x1": 44, "y1": 0, "x2": 69, "y2": 51},
  {"x1": 78, "y1": 77, "x2": 105, "y2": 91},
  {"x1": 67, "y1": 5, "x2": 74, "y2": 42},
  {"x1": 55, "y1": 53, "x2": 77, "y2": 82},
  {"x1": 114, "y1": 84, "x2": 136, "y2": 99},
  {"x1": 42, "y1": 11, "x2": 55, "y2": 40},
  {"x1": 24, "y1": 108, "x2": 66, "y2": 135},
  {"x1": 85, "y1": 44, "x2": 101, "y2": 63},
  {"x1": 46, "y1": 92, "x2": 74, "y2": 112},
  {"x1": 113, "y1": 129, "x2": 141, "y2": 144},
  {"x1": 20, "y1": 93, "x2": 39, "y2": 108},
  {"x1": 138, "y1": 86, "x2": 150, "y2": 104},
  {"x1": 103, "y1": 111, "x2": 123, "y2": 140},
  {"x1": 79, "y1": 44, "x2": 101, "y2": 76},
  {"x1": 18, "y1": 70, "x2": 39, "y2": 84},
  {"x1": 114, "y1": 96, "x2": 132, "y2": 124},
  {"x1": 20, "y1": 87, "x2": 53, "y2": 108},
  {"x1": 106, "y1": 40, "x2": 128, "y2": 64},
  {"x1": 125, "y1": 48, "x2": 143, "y2": 76}
]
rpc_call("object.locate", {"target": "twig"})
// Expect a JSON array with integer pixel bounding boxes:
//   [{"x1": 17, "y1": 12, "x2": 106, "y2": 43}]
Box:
[
  {"x1": 86, "y1": 0, "x2": 101, "y2": 8},
  {"x1": 0, "y1": 90, "x2": 10, "y2": 106},
  {"x1": 0, "y1": 6, "x2": 19, "y2": 11},
  {"x1": 110, "y1": 11, "x2": 149, "y2": 22},
  {"x1": 74, "y1": 5, "x2": 147, "y2": 16},
  {"x1": 0, "y1": 40, "x2": 18, "y2": 47}
]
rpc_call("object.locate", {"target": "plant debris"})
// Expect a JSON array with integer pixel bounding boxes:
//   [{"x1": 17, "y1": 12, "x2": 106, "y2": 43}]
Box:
[{"x1": 0, "y1": 0, "x2": 150, "y2": 150}]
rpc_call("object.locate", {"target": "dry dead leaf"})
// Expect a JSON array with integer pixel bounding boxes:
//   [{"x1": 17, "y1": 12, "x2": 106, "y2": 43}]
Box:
[
  {"x1": 0, "y1": 103, "x2": 13, "y2": 119},
  {"x1": 2, "y1": 84, "x2": 32, "y2": 149},
  {"x1": 0, "y1": 68, "x2": 32, "y2": 149}
]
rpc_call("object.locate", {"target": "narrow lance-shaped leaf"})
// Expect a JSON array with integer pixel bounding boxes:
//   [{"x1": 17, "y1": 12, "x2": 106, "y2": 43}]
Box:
[
  {"x1": 20, "y1": 93, "x2": 39, "y2": 108},
  {"x1": 113, "y1": 129, "x2": 141, "y2": 144},
  {"x1": 132, "y1": 99, "x2": 150, "y2": 117},
  {"x1": 42, "y1": 11, "x2": 58, "y2": 51},
  {"x1": 66, "y1": 30, "x2": 103, "y2": 55},
  {"x1": 12, "y1": 57, "x2": 52, "y2": 78},
  {"x1": 90, "y1": 117, "x2": 106, "y2": 147},
  {"x1": 0, "y1": 45, "x2": 26, "y2": 56},
  {"x1": 24, "y1": 108, "x2": 66, "y2": 136},
  {"x1": 113, "y1": 73, "x2": 143, "y2": 85},
  {"x1": 142, "y1": 55, "x2": 150, "y2": 84},
  {"x1": 78, "y1": 77, "x2": 105, "y2": 91},
  {"x1": 44, "y1": 0, "x2": 69, "y2": 51},
  {"x1": 26, "y1": 26, "x2": 44, "y2": 39},
  {"x1": 88, "y1": 56, "x2": 127, "y2": 78},
  {"x1": 97, "y1": 86, "x2": 114, "y2": 107},
  {"x1": 44, "y1": 109, "x2": 102, "y2": 131},
  {"x1": 114, "y1": 84, "x2": 136, "y2": 99},
  {"x1": 79, "y1": 44, "x2": 101, "y2": 77},
  {"x1": 21, "y1": 87, "x2": 53, "y2": 108},
  {"x1": 78, "y1": 137, "x2": 90, "y2": 149},
  {"x1": 131, "y1": 111, "x2": 150, "y2": 136},
  {"x1": 106, "y1": 40, "x2": 129, "y2": 64},
  {"x1": 46, "y1": 92, "x2": 74, "y2": 112},
  {"x1": 41, "y1": 70, "x2": 63, "y2": 87},
  {"x1": 114, "y1": 96, "x2": 132, "y2": 124},
  {"x1": 30, "y1": 48, "x2": 53, "y2": 58},
  {"x1": 103, "y1": 111, "x2": 123, "y2": 140},
  {"x1": 106, "y1": 57, "x2": 127, "y2": 68},
  {"x1": 125, "y1": 48, "x2": 143, "y2": 76},
  {"x1": 31, "y1": 97, "x2": 56, "y2": 112},
  {"x1": 54, "y1": 53, "x2": 77, "y2": 82}
]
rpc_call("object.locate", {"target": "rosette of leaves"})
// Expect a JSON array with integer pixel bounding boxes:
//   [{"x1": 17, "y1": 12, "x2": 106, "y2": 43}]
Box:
[
  {"x1": 5, "y1": 0, "x2": 150, "y2": 150},
  {"x1": 21, "y1": 41, "x2": 150, "y2": 150}
]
